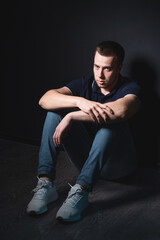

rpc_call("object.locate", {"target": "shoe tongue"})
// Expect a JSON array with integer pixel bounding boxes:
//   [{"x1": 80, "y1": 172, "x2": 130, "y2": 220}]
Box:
[
  {"x1": 38, "y1": 178, "x2": 52, "y2": 187},
  {"x1": 69, "y1": 184, "x2": 81, "y2": 195},
  {"x1": 75, "y1": 184, "x2": 81, "y2": 187},
  {"x1": 73, "y1": 184, "x2": 82, "y2": 190},
  {"x1": 39, "y1": 178, "x2": 45, "y2": 184}
]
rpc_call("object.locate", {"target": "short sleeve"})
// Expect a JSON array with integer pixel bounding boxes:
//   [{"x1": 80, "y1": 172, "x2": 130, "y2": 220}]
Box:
[
  {"x1": 65, "y1": 78, "x2": 83, "y2": 96},
  {"x1": 120, "y1": 80, "x2": 142, "y2": 100}
]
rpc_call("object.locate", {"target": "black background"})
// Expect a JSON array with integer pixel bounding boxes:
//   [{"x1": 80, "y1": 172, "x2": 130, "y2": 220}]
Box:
[{"x1": 2, "y1": 0, "x2": 160, "y2": 167}]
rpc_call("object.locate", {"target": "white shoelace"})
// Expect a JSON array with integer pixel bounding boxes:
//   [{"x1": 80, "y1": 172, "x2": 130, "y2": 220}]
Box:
[
  {"x1": 32, "y1": 177, "x2": 48, "y2": 193},
  {"x1": 65, "y1": 183, "x2": 82, "y2": 204},
  {"x1": 68, "y1": 182, "x2": 73, "y2": 188}
]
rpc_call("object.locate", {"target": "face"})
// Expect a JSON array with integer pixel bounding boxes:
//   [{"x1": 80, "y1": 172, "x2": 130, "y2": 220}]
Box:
[{"x1": 93, "y1": 51, "x2": 122, "y2": 94}]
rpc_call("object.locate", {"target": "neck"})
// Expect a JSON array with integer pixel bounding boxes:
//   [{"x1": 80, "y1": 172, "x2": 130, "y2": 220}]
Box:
[{"x1": 100, "y1": 76, "x2": 119, "y2": 95}]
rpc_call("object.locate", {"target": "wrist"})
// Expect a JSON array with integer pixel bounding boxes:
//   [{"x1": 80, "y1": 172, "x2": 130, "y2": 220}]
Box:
[
  {"x1": 65, "y1": 112, "x2": 74, "y2": 123},
  {"x1": 75, "y1": 97, "x2": 82, "y2": 109}
]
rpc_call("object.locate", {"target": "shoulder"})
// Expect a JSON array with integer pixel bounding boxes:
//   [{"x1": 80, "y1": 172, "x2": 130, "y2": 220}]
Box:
[
  {"x1": 120, "y1": 75, "x2": 140, "y2": 88},
  {"x1": 66, "y1": 76, "x2": 92, "y2": 86},
  {"x1": 65, "y1": 76, "x2": 93, "y2": 96},
  {"x1": 118, "y1": 75, "x2": 141, "y2": 97}
]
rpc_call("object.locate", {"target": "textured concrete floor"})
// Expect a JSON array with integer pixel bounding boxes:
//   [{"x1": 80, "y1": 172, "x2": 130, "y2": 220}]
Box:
[{"x1": 1, "y1": 138, "x2": 160, "y2": 240}]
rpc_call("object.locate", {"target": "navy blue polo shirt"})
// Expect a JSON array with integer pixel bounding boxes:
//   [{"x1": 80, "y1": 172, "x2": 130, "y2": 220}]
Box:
[{"x1": 65, "y1": 75, "x2": 141, "y2": 102}]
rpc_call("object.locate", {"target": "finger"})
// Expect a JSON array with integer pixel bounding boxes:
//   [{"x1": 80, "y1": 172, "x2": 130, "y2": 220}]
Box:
[
  {"x1": 58, "y1": 134, "x2": 62, "y2": 146},
  {"x1": 88, "y1": 109, "x2": 98, "y2": 123},
  {"x1": 98, "y1": 103, "x2": 114, "y2": 115},
  {"x1": 91, "y1": 108, "x2": 101, "y2": 123},
  {"x1": 92, "y1": 107, "x2": 105, "y2": 123},
  {"x1": 53, "y1": 133, "x2": 58, "y2": 147},
  {"x1": 99, "y1": 111, "x2": 108, "y2": 122},
  {"x1": 97, "y1": 114, "x2": 104, "y2": 124},
  {"x1": 105, "y1": 105, "x2": 114, "y2": 114},
  {"x1": 56, "y1": 133, "x2": 61, "y2": 147},
  {"x1": 53, "y1": 131, "x2": 59, "y2": 147},
  {"x1": 94, "y1": 105, "x2": 108, "y2": 122}
]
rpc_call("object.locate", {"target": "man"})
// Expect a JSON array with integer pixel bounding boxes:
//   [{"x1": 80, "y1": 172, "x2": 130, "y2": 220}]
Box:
[{"x1": 27, "y1": 41, "x2": 141, "y2": 222}]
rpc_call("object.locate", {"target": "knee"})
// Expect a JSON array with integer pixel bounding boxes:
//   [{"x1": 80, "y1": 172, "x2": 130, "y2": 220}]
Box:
[
  {"x1": 46, "y1": 111, "x2": 62, "y2": 122},
  {"x1": 43, "y1": 111, "x2": 62, "y2": 133},
  {"x1": 96, "y1": 123, "x2": 128, "y2": 140},
  {"x1": 95, "y1": 127, "x2": 115, "y2": 141},
  {"x1": 92, "y1": 127, "x2": 122, "y2": 152}
]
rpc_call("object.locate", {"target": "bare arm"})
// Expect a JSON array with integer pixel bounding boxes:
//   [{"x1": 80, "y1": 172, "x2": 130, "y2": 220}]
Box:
[
  {"x1": 66, "y1": 94, "x2": 141, "y2": 123},
  {"x1": 53, "y1": 94, "x2": 141, "y2": 146},
  {"x1": 39, "y1": 87, "x2": 114, "y2": 122},
  {"x1": 39, "y1": 87, "x2": 78, "y2": 110},
  {"x1": 104, "y1": 94, "x2": 141, "y2": 122}
]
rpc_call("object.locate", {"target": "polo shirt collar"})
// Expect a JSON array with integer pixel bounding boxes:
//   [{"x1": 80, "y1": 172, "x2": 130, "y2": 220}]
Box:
[{"x1": 92, "y1": 75, "x2": 123, "y2": 98}]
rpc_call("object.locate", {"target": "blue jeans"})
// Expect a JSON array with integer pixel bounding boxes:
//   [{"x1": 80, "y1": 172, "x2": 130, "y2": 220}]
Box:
[{"x1": 38, "y1": 111, "x2": 137, "y2": 191}]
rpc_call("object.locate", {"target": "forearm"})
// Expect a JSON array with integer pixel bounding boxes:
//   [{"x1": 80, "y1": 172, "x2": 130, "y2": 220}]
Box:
[
  {"x1": 39, "y1": 89, "x2": 82, "y2": 110},
  {"x1": 67, "y1": 110, "x2": 115, "y2": 125},
  {"x1": 38, "y1": 88, "x2": 113, "y2": 123},
  {"x1": 53, "y1": 110, "x2": 94, "y2": 147},
  {"x1": 104, "y1": 94, "x2": 141, "y2": 122},
  {"x1": 68, "y1": 110, "x2": 94, "y2": 123},
  {"x1": 66, "y1": 95, "x2": 141, "y2": 125},
  {"x1": 53, "y1": 96, "x2": 140, "y2": 148}
]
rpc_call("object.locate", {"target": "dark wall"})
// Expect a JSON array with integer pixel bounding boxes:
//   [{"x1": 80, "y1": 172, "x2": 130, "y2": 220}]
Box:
[{"x1": 2, "y1": 0, "x2": 160, "y2": 166}]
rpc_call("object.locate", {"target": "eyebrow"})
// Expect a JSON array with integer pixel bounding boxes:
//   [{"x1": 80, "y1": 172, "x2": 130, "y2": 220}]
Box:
[{"x1": 94, "y1": 64, "x2": 112, "y2": 70}]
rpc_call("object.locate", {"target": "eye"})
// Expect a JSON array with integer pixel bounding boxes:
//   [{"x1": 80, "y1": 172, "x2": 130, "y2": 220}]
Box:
[
  {"x1": 94, "y1": 64, "x2": 99, "y2": 69},
  {"x1": 105, "y1": 67, "x2": 112, "y2": 72}
]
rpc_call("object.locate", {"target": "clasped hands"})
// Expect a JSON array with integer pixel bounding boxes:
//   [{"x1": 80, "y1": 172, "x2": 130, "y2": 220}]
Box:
[
  {"x1": 53, "y1": 99, "x2": 114, "y2": 147},
  {"x1": 78, "y1": 98, "x2": 114, "y2": 124}
]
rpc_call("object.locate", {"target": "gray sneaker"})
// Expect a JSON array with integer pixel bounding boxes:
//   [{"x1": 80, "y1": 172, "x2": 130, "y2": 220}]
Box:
[
  {"x1": 56, "y1": 184, "x2": 89, "y2": 222},
  {"x1": 27, "y1": 177, "x2": 58, "y2": 215}
]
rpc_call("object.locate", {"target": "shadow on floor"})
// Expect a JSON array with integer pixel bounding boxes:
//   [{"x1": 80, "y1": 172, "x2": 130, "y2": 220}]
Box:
[{"x1": 1, "y1": 138, "x2": 160, "y2": 240}]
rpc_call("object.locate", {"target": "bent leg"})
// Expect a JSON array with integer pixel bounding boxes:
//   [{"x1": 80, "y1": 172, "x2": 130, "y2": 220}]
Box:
[
  {"x1": 38, "y1": 111, "x2": 62, "y2": 180},
  {"x1": 38, "y1": 111, "x2": 94, "y2": 180},
  {"x1": 76, "y1": 123, "x2": 136, "y2": 191},
  {"x1": 100, "y1": 123, "x2": 136, "y2": 180},
  {"x1": 62, "y1": 122, "x2": 94, "y2": 170}
]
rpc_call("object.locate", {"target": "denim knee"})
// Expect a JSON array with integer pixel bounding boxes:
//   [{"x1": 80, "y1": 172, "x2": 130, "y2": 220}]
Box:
[{"x1": 46, "y1": 111, "x2": 62, "y2": 123}]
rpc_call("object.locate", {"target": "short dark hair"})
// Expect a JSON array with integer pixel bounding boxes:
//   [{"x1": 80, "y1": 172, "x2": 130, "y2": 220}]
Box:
[{"x1": 95, "y1": 41, "x2": 125, "y2": 64}]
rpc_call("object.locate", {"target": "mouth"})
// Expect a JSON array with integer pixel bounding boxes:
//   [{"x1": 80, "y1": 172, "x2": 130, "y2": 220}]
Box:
[{"x1": 97, "y1": 80, "x2": 105, "y2": 85}]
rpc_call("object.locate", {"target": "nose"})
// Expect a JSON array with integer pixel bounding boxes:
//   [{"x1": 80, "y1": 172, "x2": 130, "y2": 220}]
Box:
[{"x1": 98, "y1": 68, "x2": 104, "y2": 78}]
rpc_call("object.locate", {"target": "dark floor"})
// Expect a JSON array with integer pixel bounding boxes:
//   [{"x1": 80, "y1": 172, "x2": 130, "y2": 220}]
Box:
[{"x1": 1, "y1": 138, "x2": 160, "y2": 240}]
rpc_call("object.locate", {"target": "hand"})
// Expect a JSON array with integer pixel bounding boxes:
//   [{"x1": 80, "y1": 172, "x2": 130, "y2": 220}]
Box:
[
  {"x1": 77, "y1": 98, "x2": 114, "y2": 123},
  {"x1": 53, "y1": 115, "x2": 72, "y2": 147}
]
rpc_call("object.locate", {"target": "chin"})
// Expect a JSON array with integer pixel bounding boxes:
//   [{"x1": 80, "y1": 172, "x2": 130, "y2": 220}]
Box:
[{"x1": 97, "y1": 82, "x2": 107, "y2": 88}]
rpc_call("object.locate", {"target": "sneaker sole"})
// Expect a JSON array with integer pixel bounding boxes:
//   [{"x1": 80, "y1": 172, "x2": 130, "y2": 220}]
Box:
[
  {"x1": 56, "y1": 201, "x2": 88, "y2": 222},
  {"x1": 56, "y1": 215, "x2": 81, "y2": 222},
  {"x1": 27, "y1": 194, "x2": 59, "y2": 215},
  {"x1": 27, "y1": 206, "x2": 48, "y2": 215}
]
